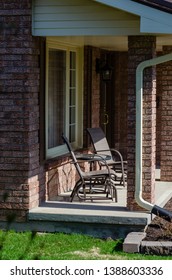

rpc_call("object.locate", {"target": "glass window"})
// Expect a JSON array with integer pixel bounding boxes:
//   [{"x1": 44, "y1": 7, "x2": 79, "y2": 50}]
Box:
[
  {"x1": 46, "y1": 42, "x2": 83, "y2": 159},
  {"x1": 48, "y1": 49, "x2": 66, "y2": 149}
]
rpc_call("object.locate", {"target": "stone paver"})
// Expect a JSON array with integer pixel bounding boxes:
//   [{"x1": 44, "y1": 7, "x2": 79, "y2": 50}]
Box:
[
  {"x1": 123, "y1": 232, "x2": 172, "y2": 255},
  {"x1": 123, "y1": 232, "x2": 146, "y2": 253}
]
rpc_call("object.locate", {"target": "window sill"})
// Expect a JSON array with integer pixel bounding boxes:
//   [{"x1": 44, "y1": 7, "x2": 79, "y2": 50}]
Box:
[
  {"x1": 44, "y1": 148, "x2": 89, "y2": 170},
  {"x1": 44, "y1": 153, "x2": 71, "y2": 170}
]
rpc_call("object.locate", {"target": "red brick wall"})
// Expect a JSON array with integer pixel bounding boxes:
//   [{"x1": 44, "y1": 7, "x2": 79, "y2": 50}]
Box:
[
  {"x1": 161, "y1": 46, "x2": 172, "y2": 181},
  {"x1": 45, "y1": 158, "x2": 76, "y2": 201},
  {"x1": 0, "y1": 0, "x2": 43, "y2": 221},
  {"x1": 127, "y1": 36, "x2": 156, "y2": 210}
]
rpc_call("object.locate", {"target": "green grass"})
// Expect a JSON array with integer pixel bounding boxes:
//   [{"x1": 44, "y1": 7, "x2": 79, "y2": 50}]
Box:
[{"x1": 0, "y1": 230, "x2": 172, "y2": 260}]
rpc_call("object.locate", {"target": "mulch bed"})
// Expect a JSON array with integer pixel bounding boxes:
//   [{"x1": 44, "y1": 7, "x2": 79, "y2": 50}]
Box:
[{"x1": 144, "y1": 198, "x2": 172, "y2": 241}]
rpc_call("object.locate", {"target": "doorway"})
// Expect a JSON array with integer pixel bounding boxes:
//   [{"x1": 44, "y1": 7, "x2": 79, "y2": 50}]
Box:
[{"x1": 99, "y1": 51, "x2": 128, "y2": 159}]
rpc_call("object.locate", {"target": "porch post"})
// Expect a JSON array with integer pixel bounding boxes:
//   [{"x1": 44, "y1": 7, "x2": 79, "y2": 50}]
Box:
[
  {"x1": 0, "y1": 0, "x2": 44, "y2": 221},
  {"x1": 127, "y1": 36, "x2": 156, "y2": 210},
  {"x1": 161, "y1": 46, "x2": 172, "y2": 181}
]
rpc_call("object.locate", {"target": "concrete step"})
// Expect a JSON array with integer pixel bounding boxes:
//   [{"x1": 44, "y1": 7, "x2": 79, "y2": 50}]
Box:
[{"x1": 28, "y1": 201, "x2": 151, "y2": 239}]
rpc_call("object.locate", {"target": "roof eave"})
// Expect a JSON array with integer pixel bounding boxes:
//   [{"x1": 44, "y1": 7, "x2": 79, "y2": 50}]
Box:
[{"x1": 132, "y1": 0, "x2": 172, "y2": 14}]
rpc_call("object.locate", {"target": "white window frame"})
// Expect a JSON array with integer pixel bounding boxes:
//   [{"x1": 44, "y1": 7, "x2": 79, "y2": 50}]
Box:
[{"x1": 45, "y1": 39, "x2": 83, "y2": 159}]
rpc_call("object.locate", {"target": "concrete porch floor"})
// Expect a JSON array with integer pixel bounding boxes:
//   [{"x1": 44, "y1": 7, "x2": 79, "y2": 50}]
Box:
[{"x1": 28, "y1": 170, "x2": 172, "y2": 239}]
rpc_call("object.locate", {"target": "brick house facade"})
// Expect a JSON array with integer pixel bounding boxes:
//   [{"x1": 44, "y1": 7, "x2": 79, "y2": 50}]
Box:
[{"x1": 0, "y1": 0, "x2": 172, "y2": 224}]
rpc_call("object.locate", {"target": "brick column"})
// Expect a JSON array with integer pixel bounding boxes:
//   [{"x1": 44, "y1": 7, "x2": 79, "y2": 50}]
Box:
[
  {"x1": 127, "y1": 36, "x2": 156, "y2": 210},
  {"x1": 0, "y1": 0, "x2": 42, "y2": 221},
  {"x1": 161, "y1": 46, "x2": 172, "y2": 181}
]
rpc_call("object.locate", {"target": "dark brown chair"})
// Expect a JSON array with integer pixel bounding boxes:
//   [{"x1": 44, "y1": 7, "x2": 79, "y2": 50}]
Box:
[
  {"x1": 87, "y1": 127, "x2": 127, "y2": 187},
  {"x1": 62, "y1": 134, "x2": 118, "y2": 202}
]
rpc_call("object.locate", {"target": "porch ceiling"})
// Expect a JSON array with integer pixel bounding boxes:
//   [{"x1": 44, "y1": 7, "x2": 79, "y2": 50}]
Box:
[{"x1": 50, "y1": 35, "x2": 172, "y2": 51}]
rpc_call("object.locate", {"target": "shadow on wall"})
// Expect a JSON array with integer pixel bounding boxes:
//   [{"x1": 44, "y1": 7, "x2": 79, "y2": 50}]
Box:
[{"x1": 46, "y1": 162, "x2": 76, "y2": 200}]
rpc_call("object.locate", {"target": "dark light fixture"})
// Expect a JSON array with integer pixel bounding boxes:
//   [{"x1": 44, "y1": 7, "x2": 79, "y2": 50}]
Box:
[
  {"x1": 101, "y1": 62, "x2": 112, "y2": 81},
  {"x1": 96, "y1": 58, "x2": 112, "y2": 81}
]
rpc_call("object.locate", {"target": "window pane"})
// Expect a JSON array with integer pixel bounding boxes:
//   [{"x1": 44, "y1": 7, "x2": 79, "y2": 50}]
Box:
[
  {"x1": 48, "y1": 49, "x2": 66, "y2": 149},
  {"x1": 70, "y1": 70, "x2": 76, "y2": 87},
  {"x1": 70, "y1": 107, "x2": 75, "y2": 123},
  {"x1": 70, "y1": 89, "x2": 75, "y2": 106},
  {"x1": 70, "y1": 52, "x2": 76, "y2": 69},
  {"x1": 69, "y1": 125, "x2": 75, "y2": 142}
]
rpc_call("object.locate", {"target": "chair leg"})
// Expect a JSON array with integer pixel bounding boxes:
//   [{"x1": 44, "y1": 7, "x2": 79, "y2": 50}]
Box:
[
  {"x1": 105, "y1": 179, "x2": 113, "y2": 201},
  {"x1": 108, "y1": 179, "x2": 118, "y2": 202},
  {"x1": 70, "y1": 180, "x2": 82, "y2": 202},
  {"x1": 70, "y1": 188, "x2": 76, "y2": 202},
  {"x1": 113, "y1": 186, "x2": 118, "y2": 202},
  {"x1": 70, "y1": 178, "x2": 118, "y2": 202},
  {"x1": 82, "y1": 184, "x2": 86, "y2": 200}
]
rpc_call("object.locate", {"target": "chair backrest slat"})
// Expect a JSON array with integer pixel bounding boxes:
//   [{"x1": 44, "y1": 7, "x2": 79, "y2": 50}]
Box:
[{"x1": 87, "y1": 127, "x2": 112, "y2": 158}]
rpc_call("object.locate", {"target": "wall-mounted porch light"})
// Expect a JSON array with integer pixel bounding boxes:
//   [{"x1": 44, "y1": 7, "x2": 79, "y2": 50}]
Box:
[{"x1": 96, "y1": 58, "x2": 112, "y2": 81}]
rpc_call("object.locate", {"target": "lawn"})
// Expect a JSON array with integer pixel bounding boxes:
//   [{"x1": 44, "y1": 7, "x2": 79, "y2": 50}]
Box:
[{"x1": 0, "y1": 230, "x2": 172, "y2": 260}]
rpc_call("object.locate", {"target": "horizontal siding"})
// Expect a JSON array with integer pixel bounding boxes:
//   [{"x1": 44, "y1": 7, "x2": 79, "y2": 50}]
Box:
[
  {"x1": 35, "y1": 11, "x2": 137, "y2": 21},
  {"x1": 32, "y1": 0, "x2": 140, "y2": 36}
]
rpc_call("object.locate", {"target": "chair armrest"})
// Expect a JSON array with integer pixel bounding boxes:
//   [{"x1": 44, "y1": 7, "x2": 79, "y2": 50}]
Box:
[
  {"x1": 110, "y1": 148, "x2": 123, "y2": 160},
  {"x1": 95, "y1": 148, "x2": 124, "y2": 162}
]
